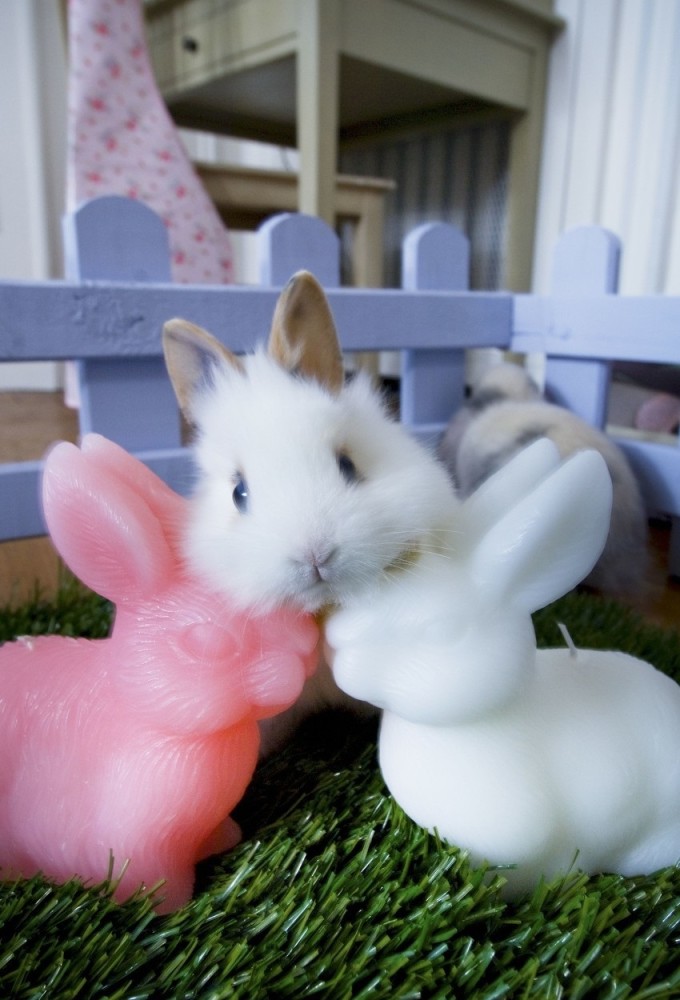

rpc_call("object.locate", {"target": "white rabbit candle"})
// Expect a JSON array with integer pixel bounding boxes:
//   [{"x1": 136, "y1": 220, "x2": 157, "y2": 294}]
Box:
[
  {"x1": 0, "y1": 434, "x2": 318, "y2": 913},
  {"x1": 327, "y1": 439, "x2": 680, "y2": 896}
]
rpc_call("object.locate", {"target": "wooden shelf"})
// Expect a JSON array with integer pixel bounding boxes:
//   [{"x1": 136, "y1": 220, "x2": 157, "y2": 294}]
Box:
[{"x1": 195, "y1": 162, "x2": 395, "y2": 286}]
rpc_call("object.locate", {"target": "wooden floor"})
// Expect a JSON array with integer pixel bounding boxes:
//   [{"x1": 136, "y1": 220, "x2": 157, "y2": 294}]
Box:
[
  {"x1": 0, "y1": 392, "x2": 78, "y2": 607},
  {"x1": 0, "y1": 391, "x2": 678, "y2": 633}
]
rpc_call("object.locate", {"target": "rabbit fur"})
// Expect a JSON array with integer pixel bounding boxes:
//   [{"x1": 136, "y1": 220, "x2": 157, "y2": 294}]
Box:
[
  {"x1": 163, "y1": 272, "x2": 459, "y2": 753},
  {"x1": 327, "y1": 439, "x2": 680, "y2": 896},
  {"x1": 0, "y1": 434, "x2": 318, "y2": 912},
  {"x1": 438, "y1": 362, "x2": 649, "y2": 599}
]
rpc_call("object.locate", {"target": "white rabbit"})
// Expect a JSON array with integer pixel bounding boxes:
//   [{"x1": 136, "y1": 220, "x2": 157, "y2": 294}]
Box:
[
  {"x1": 163, "y1": 271, "x2": 459, "y2": 752},
  {"x1": 327, "y1": 439, "x2": 680, "y2": 896},
  {"x1": 438, "y1": 362, "x2": 650, "y2": 598}
]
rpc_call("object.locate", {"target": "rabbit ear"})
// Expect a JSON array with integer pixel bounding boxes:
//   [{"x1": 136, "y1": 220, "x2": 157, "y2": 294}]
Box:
[
  {"x1": 163, "y1": 318, "x2": 244, "y2": 420},
  {"x1": 267, "y1": 271, "x2": 344, "y2": 395},
  {"x1": 461, "y1": 438, "x2": 562, "y2": 543},
  {"x1": 42, "y1": 441, "x2": 176, "y2": 602},
  {"x1": 80, "y1": 435, "x2": 185, "y2": 553},
  {"x1": 470, "y1": 449, "x2": 613, "y2": 612}
]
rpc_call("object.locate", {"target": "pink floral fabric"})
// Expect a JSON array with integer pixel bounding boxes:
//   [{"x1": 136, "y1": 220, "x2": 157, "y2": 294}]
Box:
[{"x1": 66, "y1": 0, "x2": 234, "y2": 284}]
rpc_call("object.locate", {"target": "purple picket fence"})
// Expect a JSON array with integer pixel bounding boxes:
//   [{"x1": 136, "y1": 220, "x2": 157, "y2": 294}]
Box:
[{"x1": 0, "y1": 198, "x2": 678, "y2": 575}]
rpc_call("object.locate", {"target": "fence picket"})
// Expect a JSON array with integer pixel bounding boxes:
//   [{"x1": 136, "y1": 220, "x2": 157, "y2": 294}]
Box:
[
  {"x1": 63, "y1": 196, "x2": 182, "y2": 451},
  {"x1": 401, "y1": 223, "x2": 475, "y2": 442},
  {"x1": 258, "y1": 213, "x2": 341, "y2": 287},
  {"x1": 544, "y1": 226, "x2": 621, "y2": 427}
]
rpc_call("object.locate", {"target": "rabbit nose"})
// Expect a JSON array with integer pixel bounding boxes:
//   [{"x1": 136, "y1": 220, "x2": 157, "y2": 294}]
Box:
[{"x1": 308, "y1": 545, "x2": 339, "y2": 582}]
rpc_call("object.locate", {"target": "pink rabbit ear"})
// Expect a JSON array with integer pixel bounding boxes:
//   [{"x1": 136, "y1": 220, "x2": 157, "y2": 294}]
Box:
[
  {"x1": 80, "y1": 434, "x2": 186, "y2": 553},
  {"x1": 42, "y1": 441, "x2": 175, "y2": 602}
]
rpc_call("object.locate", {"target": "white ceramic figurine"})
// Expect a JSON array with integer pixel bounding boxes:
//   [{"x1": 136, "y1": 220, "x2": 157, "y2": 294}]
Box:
[{"x1": 327, "y1": 439, "x2": 680, "y2": 896}]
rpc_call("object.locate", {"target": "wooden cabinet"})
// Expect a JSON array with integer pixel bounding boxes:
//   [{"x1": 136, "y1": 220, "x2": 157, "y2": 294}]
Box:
[{"x1": 146, "y1": 0, "x2": 562, "y2": 289}]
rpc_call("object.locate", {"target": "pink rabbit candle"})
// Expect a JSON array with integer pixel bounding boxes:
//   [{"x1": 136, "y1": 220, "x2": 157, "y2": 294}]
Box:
[
  {"x1": 0, "y1": 434, "x2": 318, "y2": 913},
  {"x1": 327, "y1": 439, "x2": 680, "y2": 896}
]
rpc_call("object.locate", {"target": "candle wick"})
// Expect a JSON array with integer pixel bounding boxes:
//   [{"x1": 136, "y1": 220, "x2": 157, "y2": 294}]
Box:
[{"x1": 557, "y1": 622, "x2": 578, "y2": 659}]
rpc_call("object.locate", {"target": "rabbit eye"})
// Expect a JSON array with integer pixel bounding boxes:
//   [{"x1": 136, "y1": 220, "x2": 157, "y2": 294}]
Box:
[
  {"x1": 337, "y1": 451, "x2": 359, "y2": 485},
  {"x1": 232, "y1": 474, "x2": 249, "y2": 512}
]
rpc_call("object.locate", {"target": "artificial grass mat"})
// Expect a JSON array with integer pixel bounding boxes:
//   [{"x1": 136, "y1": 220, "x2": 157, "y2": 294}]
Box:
[{"x1": 1, "y1": 577, "x2": 680, "y2": 999}]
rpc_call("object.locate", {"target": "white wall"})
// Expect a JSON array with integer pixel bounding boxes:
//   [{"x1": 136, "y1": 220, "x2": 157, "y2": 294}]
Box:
[
  {"x1": 533, "y1": 0, "x2": 680, "y2": 295},
  {"x1": 0, "y1": 0, "x2": 67, "y2": 389}
]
